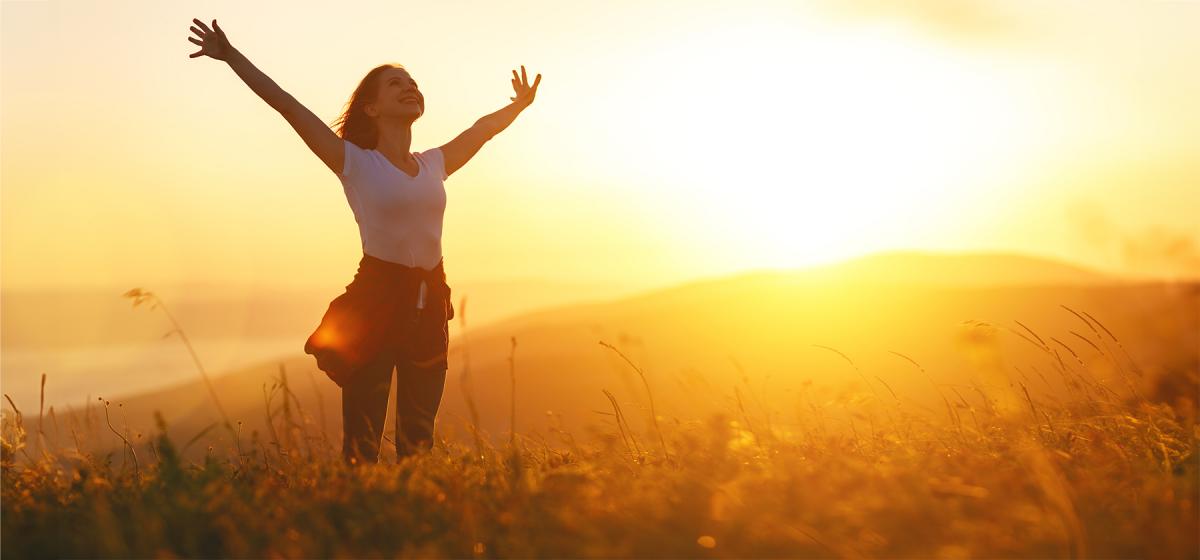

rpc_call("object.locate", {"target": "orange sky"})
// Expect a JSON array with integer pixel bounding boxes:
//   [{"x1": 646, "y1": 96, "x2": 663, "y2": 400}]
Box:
[{"x1": 3, "y1": 0, "x2": 1198, "y2": 296}]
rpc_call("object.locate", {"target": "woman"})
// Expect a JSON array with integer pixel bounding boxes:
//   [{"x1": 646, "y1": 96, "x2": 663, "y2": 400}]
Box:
[{"x1": 187, "y1": 18, "x2": 541, "y2": 464}]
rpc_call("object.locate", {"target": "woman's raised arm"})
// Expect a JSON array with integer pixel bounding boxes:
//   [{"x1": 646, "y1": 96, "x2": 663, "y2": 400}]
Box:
[
  {"x1": 188, "y1": 18, "x2": 343, "y2": 176},
  {"x1": 439, "y1": 66, "x2": 542, "y2": 177}
]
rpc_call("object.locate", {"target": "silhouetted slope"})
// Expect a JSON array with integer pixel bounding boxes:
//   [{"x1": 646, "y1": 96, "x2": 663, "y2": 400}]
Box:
[
  {"x1": 51, "y1": 252, "x2": 1193, "y2": 461},
  {"x1": 797, "y1": 251, "x2": 1114, "y2": 286}
]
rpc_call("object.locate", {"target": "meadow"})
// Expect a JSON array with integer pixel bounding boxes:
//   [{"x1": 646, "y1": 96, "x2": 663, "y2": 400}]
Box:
[
  {"x1": 2, "y1": 257, "x2": 1198, "y2": 558},
  {"x1": 3, "y1": 333, "x2": 1197, "y2": 557}
]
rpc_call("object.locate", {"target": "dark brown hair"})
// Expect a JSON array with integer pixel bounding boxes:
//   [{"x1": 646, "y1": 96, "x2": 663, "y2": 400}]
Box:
[{"x1": 330, "y1": 63, "x2": 405, "y2": 149}]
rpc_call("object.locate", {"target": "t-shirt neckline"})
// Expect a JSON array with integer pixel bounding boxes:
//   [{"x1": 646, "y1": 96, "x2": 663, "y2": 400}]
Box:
[{"x1": 374, "y1": 150, "x2": 422, "y2": 179}]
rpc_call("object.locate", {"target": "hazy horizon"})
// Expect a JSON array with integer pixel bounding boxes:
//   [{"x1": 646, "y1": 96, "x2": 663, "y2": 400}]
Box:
[
  {"x1": 0, "y1": 247, "x2": 1192, "y2": 297},
  {"x1": 3, "y1": 247, "x2": 1193, "y2": 413}
]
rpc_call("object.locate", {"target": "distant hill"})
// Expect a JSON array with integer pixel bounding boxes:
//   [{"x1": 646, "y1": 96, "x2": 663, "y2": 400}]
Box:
[
  {"x1": 482, "y1": 251, "x2": 1118, "y2": 330},
  {"x1": 31, "y1": 251, "x2": 1195, "y2": 461},
  {"x1": 794, "y1": 251, "x2": 1115, "y2": 286}
]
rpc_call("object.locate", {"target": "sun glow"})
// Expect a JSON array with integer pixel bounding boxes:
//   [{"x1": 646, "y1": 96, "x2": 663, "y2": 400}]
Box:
[
  {"x1": 4, "y1": 0, "x2": 1194, "y2": 296},
  {"x1": 600, "y1": 20, "x2": 1041, "y2": 269}
]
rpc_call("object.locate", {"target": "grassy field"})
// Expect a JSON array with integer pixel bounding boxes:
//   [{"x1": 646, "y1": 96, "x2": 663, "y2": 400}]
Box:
[
  {"x1": 3, "y1": 274, "x2": 1198, "y2": 558},
  {"x1": 3, "y1": 339, "x2": 1197, "y2": 559}
]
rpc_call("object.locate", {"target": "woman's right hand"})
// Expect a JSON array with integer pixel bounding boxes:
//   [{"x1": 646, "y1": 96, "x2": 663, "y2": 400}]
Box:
[{"x1": 188, "y1": 18, "x2": 234, "y2": 61}]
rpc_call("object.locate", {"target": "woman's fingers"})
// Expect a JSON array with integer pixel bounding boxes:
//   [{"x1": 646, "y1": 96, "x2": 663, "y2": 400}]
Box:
[
  {"x1": 188, "y1": 36, "x2": 202, "y2": 46},
  {"x1": 509, "y1": 67, "x2": 542, "y2": 103},
  {"x1": 193, "y1": 18, "x2": 212, "y2": 34},
  {"x1": 189, "y1": 50, "x2": 204, "y2": 58},
  {"x1": 526, "y1": 74, "x2": 541, "y2": 104},
  {"x1": 190, "y1": 25, "x2": 205, "y2": 37}
]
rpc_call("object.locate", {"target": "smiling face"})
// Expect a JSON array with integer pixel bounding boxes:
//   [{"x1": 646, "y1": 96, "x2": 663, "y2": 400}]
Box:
[{"x1": 365, "y1": 67, "x2": 424, "y2": 123}]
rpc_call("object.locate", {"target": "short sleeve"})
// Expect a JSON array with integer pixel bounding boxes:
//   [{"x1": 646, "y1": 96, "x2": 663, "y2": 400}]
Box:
[
  {"x1": 423, "y1": 148, "x2": 448, "y2": 181},
  {"x1": 340, "y1": 139, "x2": 369, "y2": 179}
]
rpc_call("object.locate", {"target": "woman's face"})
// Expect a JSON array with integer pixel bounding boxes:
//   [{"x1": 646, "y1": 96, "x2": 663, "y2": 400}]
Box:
[{"x1": 367, "y1": 67, "x2": 424, "y2": 122}]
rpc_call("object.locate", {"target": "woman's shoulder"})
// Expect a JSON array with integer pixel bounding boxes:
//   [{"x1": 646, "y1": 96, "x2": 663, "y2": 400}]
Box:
[
  {"x1": 345, "y1": 139, "x2": 373, "y2": 155},
  {"x1": 415, "y1": 146, "x2": 442, "y2": 159},
  {"x1": 339, "y1": 139, "x2": 377, "y2": 181},
  {"x1": 416, "y1": 147, "x2": 448, "y2": 181}
]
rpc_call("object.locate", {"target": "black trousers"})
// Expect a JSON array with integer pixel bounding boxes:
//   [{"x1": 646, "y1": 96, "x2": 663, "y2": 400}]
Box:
[{"x1": 341, "y1": 337, "x2": 448, "y2": 464}]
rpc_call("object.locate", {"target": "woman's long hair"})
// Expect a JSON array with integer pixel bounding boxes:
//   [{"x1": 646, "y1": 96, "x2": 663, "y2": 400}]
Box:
[{"x1": 330, "y1": 63, "x2": 405, "y2": 149}]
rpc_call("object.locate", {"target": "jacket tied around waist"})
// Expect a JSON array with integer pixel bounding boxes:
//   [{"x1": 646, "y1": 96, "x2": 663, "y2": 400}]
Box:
[{"x1": 304, "y1": 253, "x2": 454, "y2": 388}]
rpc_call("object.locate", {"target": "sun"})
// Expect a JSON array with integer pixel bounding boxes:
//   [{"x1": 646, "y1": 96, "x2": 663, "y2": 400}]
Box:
[{"x1": 598, "y1": 19, "x2": 1038, "y2": 269}]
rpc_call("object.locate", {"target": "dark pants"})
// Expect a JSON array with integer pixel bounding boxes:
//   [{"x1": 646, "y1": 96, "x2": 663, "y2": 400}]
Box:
[{"x1": 341, "y1": 339, "x2": 447, "y2": 464}]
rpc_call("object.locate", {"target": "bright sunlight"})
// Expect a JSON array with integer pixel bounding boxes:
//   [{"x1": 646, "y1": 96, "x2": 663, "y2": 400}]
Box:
[{"x1": 601, "y1": 20, "x2": 1048, "y2": 268}]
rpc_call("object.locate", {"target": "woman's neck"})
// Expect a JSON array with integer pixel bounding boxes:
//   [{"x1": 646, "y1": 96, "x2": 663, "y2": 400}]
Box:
[{"x1": 374, "y1": 121, "x2": 414, "y2": 163}]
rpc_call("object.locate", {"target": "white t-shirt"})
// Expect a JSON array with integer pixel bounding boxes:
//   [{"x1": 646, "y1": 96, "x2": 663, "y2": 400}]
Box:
[{"x1": 337, "y1": 139, "x2": 448, "y2": 270}]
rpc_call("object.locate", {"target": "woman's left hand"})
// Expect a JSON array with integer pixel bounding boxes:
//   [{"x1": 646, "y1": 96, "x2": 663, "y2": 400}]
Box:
[{"x1": 509, "y1": 65, "x2": 542, "y2": 109}]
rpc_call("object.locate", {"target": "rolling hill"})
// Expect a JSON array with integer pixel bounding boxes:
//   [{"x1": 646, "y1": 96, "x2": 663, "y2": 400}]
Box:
[{"x1": 28, "y1": 252, "x2": 1197, "y2": 460}]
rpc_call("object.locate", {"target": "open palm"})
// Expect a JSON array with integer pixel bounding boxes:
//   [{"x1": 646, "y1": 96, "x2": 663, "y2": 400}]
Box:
[
  {"x1": 509, "y1": 65, "x2": 542, "y2": 108},
  {"x1": 187, "y1": 18, "x2": 233, "y2": 61}
]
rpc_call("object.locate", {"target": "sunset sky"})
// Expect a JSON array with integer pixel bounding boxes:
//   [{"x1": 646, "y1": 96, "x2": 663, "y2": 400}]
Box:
[{"x1": 3, "y1": 0, "x2": 1198, "y2": 296}]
